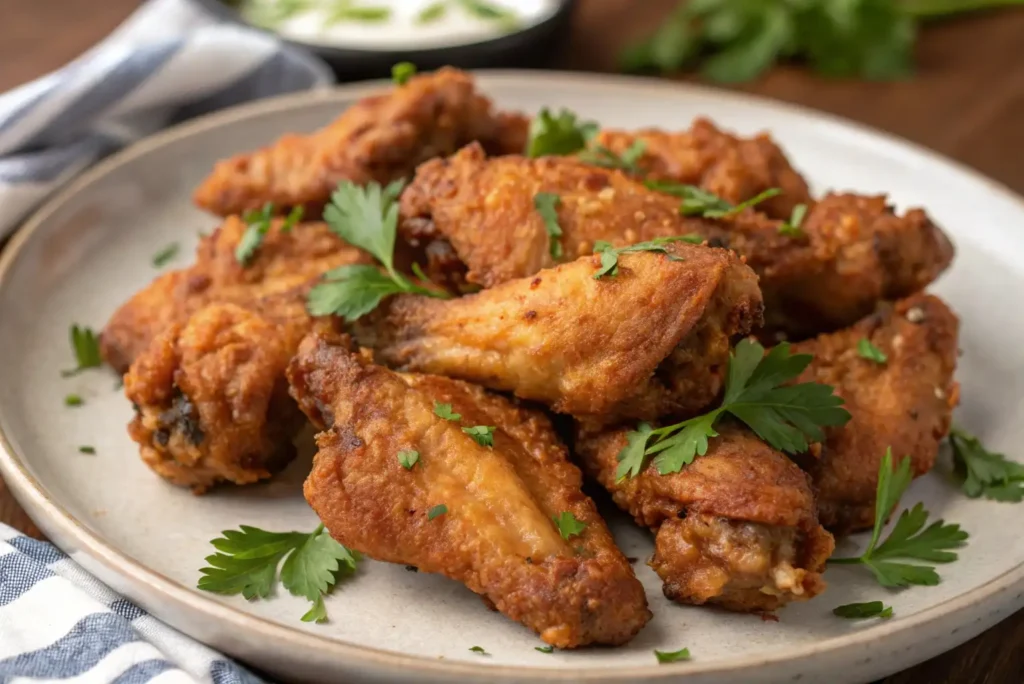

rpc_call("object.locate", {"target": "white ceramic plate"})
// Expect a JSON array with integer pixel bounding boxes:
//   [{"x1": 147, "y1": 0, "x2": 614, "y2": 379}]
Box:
[{"x1": 1, "y1": 72, "x2": 1023, "y2": 684}]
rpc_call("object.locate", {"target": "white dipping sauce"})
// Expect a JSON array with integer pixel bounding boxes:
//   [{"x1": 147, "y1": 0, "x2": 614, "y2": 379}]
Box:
[{"x1": 243, "y1": 0, "x2": 561, "y2": 51}]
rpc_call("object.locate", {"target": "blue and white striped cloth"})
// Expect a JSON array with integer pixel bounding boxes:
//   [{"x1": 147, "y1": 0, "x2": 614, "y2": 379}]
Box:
[
  {"x1": 0, "y1": 525, "x2": 262, "y2": 683},
  {"x1": 0, "y1": 0, "x2": 334, "y2": 238}
]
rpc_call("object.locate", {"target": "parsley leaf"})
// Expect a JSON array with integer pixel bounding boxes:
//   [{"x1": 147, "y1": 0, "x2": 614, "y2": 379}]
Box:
[
  {"x1": 552, "y1": 512, "x2": 587, "y2": 540},
  {"x1": 392, "y1": 61, "x2": 416, "y2": 84},
  {"x1": 829, "y1": 448, "x2": 968, "y2": 587},
  {"x1": 62, "y1": 324, "x2": 102, "y2": 377},
  {"x1": 198, "y1": 524, "x2": 358, "y2": 622},
  {"x1": 326, "y1": 2, "x2": 391, "y2": 25},
  {"x1": 65, "y1": 394, "x2": 84, "y2": 407},
  {"x1": 468, "y1": 645, "x2": 490, "y2": 655},
  {"x1": 462, "y1": 425, "x2": 496, "y2": 447},
  {"x1": 655, "y1": 647, "x2": 691, "y2": 663},
  {"x1": 397, "y1": 450, "x2": 420, "y2": 469},
  {"x1": 434, "y1": 402, "x2": 461, "y2": 421},
  {"x1": 833, "y1": 601, "x2": 893, "y2": 619},
  {"x1": 78, "y1": 445, "x2": 96, "y2": 454},
  {"x1": 645, "y1": 181, "x2": 780, "y2": 218},
  {"x1": 308, "y1": 181, "x2": 449, "y2": 320},
  {"x1": 779, "y1": 203, "x2": 808, "y2": 237},
  {"x1": 857, "y1": 339, "x2": 888, "y2": 364},
  {"x1": 592, "y1": 236, "x2": 690, "y2": 280},
  {"x1": 427, "y1": 504, "x2": 448, "y2": 520},
  {"x1": 416, "y1": 2, "x2": 447, "y2": 24},
  {"x1": 533, "y1": 192, "x2": 564, "y2": 259},
  {"x1": 525, "y1": 108, "x2": 598, "y2": 158},
  {"x1": 152, "y1": 243, "x2": 179, "y2": 268},
  {"x1": 950, "y1": 427, "x2": 1024, "y2": 502},
  {"x1": 236, "y1": 202, "x2": 274, "y2": 265},
  {"x1": 578, "y1": 140, "x2": 647, "y2": 173},
  {"x1": 617, "y1": 339, "x2": 850, "y2": 480},
  {"x1": 535, "y1": 645, "x2": 554, "y2": 654}
]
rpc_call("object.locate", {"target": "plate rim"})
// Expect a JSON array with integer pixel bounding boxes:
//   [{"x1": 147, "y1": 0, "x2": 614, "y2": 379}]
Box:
[{"x1": 2, "y1": 70, "x2": 1024, "y2": 681}]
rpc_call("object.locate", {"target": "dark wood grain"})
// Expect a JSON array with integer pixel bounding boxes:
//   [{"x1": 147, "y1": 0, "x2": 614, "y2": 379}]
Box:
[{"x1": 1, "y1": 1, "x2": 1022, "y2": 681}]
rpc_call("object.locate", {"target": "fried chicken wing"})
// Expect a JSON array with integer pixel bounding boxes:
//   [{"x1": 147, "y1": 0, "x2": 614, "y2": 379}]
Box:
[
  {"x1": 287, "y1": 331, "x2": 651, "y2": 647},
  {"x1": 193, "y1": 68, "x2": 525, "y2": 216},
  {"x1": 792, "y1": 293, "x2": 960, "y2": 533},
  {"x1": 593, "y1": 118, "x2": 812, "y2": 219},
  {"x1": 353, "y1": 242, "x2": 762, "y2": 423},
  {"x1": 399, "y1": 144, "x2": 953, "y2": 337},
  {"x1": 576, "y1": 424, "x2": 834, "y2": 612},
  {"x1": 124, "y1": 303, "x2": 332, "y2": 492},
  {"x1": 101, "y1": 217, "x2": 370, "y2": 372}
]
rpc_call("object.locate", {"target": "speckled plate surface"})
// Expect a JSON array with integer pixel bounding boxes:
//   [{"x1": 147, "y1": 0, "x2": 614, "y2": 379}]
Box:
[{"x1": 1, "y1": 72, "x2": 1023, "y2": 684}]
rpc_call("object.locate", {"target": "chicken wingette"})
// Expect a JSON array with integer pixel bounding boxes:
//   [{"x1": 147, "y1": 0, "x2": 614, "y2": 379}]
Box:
[
  {"x1": 399, "y1": 143, "x2": 953, "y2": 338},
  {"x1": 287, "y1": 331, "x2": 651, "y2": 647},
  {"x1": 193, "y1": 67, "x2": 526, "y2": 216},
  {"x1": 576, "y1": 424, "x2": 834, "y2": 612},
  {"x1": 592, "y1": 118, "x2": 812, "y2": 220},
  {"x1": 353, "y1": 241, "x2": 763, "y2": 423},
  {"x1": 792, "y1": 293, "x2": 960, "y2": 533},
  {"x1": 101, "y1": 217, "x2": 369, "y2": 373}
]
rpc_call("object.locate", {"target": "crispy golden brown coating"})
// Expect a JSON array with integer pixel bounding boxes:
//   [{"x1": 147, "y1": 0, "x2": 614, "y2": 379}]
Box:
[
  {"x1": 288, "y1": 331, "x2": 651, "y2": 647},
  {"x1": 399, "y1": 144, "x2": 953, "y2": 338},
  {"x1": 576, "y1": 425, "x2": 834, "y2": 612},
  {"x1": 594, "y1": 118, "x2": 812, "y2": 219},
  {"x1": 193, "y1": 68, "x2": 525, "y2": 216},
  {"x1": 792, "y1": 293, "x2": 960, "y2": 533},
  {"x1": 353, "y1": 242, "x2": 762, "y2": 423},
  {"x1": 101, "y1": 217, "x2": 370, "y2": 372},
  {"x1": 124, "y1": 304, "x2": 330, "y2": 493}
]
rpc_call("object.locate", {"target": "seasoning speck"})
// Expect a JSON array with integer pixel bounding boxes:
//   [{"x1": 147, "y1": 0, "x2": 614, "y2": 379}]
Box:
[
  {"x1": 905, "y1": 306, "x2": 926, "y2": 323},
  {"x1": 934, "y1": 386, "x2": 946, "y2": 400}
]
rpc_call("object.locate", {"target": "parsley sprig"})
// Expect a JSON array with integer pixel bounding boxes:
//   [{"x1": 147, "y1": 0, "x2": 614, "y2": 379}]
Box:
[
  {"x1": 616, "y1": 339, "x2": 850, "y2": 480},
  {"x1": 655, "y1": 647, "x2": 691, "y2": 663},
  {"x1": 533, "y1": 192, "x2": 564, "y2": 258},
  {"x1": 525, "y1": 108, "x2": 598, "y2": 158},
  {"x1": 391, "y1": 61, "x2": 416, "y2": 85},
  {"x1": 236, "y1": 203, "x2": 303, "y2": 266},
  {"x1": 198, "y1": 524, "x2": 358, "y2": 623},
  {"x1": 462, "y1": 425, "x2": 496, "y2": 447},
  {"x1": 950, "y1": 427, "x2": 1024, "y2": 502},
  {"x1": 577, "y1": 140, "x2": 647, "y2": 173},
  {"x1": 62, "y1": 325, "x2": 102, "y2": 377},
  {"x1": 779, "y1": 203, "x2": 808, "y2": 237},
  {"x1": 307, "y1": 181, "x2": 450, "y2": 321},
  {"x1": 644, "y1": 181, "x2": 780, "y2": 219},
  {"x1": 552, "y1": 512, "x2": 587, "y2": 540},
  {"x1": 857, "y1": 339, "x2": 888, "y2": 364},
  {"x1": 833, "y1": 601, "x2": 893, "y2": 619},
  {"x1": 592, "y1": 236, "x2": 698, "y2": 279},
  {"x1": 829, "y1": 449, "x2": 969, "y2": 587}
]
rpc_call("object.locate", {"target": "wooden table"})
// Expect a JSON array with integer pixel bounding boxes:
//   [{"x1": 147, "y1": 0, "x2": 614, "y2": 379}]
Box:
[{"x1": 3, "y1": 1, "x2": 1023, "y2": 682}]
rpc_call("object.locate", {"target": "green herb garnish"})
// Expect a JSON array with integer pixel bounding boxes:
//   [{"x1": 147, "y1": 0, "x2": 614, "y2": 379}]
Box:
[
  {"x1": 525, "y1": 108, "x2": 598, "y2": 158},
  {"x1": 857, "y1": 339, "x2": 888, "y2": 364},
  {"x1": 427, "y1": 504, "x2": 448, "y2": 520},
  {"x1": 151, "y1": 243, "x2": 180, "y2": 268},
  {"x1": 397, "y1": 450, "x2": 420, "y2": 469},
  {"x1": 577, "y1": 140, "x2": 647, "y2": 174},
  {"x1": 645, "y1": 181, "x2": 780, "y2": 218},
  {"x1": 654, "y1": 647, "x2": 691, "y2": 663},
  {"x1": 617, "y1": 339, "x2": 850, "y2": 479},
  {"x1": 592, "y1": 236, "x2": 692, "y2": 280},
  {"x1": 416, "y1": 2, "x2": 448, "y2": 23},
  {"x1": 456, "y1": 0, "x2": 518, "y2": 28},
  {"x1": 326, "y1": 1, "x2": 391, "y2": 25},
  {"x1": 468, "y1": 645, "x2": 490, "y2": 655},
  {"x1": 307, "y1": 181, "x2": 450, "y2": 320},
  {"x1": 64, "y1": 394, "x2": 84, "y2": 407},
  {"x1": 434, "y1": 402, "x2": 461, "y2": 421},
  {"x1": 829, "y1": 448, "x2": 968, "y2": 587},
  {"x1": 237, "y1": 204, "x2": 303, "y2": 266},
  {"x1": 533, "y1": 192, "x2": 564, "y2": 259},
  {"x1": 62, "y1": 325, "x2": 102, "y2": 377},
  {"x1": 197, "y1": 524, "x2": 358, "y2": 623},
  {"x1": 462, "y1": 425, "x2": 496, "y2": 447},
  {"x1": 552, "y1": 512, "x2": 587, "y2": 541},
  {"x1": 535, "y1": 645, "x2": 554, "y2": 654},
  {"x1": 392, "y1": 61, "x2": 416, "y2": 85},
  {"x1": 779, "y1": 203, "x2": 808, "y2": 236},
  {"x1": 833, "y1": 601, "x2": 893, "y2": 619},
  {"x1": 950, "y1": 427, "x2": 1024, "y2": 502},
  {"x1": 78, "y1": 445, "x2": 96, "y2": 454}
]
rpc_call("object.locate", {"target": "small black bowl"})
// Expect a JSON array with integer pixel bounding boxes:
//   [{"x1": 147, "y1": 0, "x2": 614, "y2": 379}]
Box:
[{"x1": 190, "y1": 0, "x2": 576, "y2": 81}]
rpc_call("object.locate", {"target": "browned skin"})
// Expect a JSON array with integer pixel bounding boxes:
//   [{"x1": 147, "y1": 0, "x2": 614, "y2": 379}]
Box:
[
  {"x1": 576, "y1": 425, "x2": 834, "y2": 612},
  {"x1": 353, "y1": 242, "x2": 762, "y2": 423},
  {"x1": 193, "y1": 68, "x2": 526, "y2": 216},
  {"x1": 288, "y1": 332, "x2": 651, "y2": 647},
  {"x1": 101, "y1": 217, "x2": 370, "y2": 373},
  {"x1": 399, "y1": 144, "x2": 953, "y2": 338},
  {"x1": 594, "y1": 118, "x2": 812, "y2": 219},
  {"x1": 792, "y1": 293, "x2": 960, "y2": 533},
  {"x1": 124, "y1": 304, "x2": 341, "y2": 493}
]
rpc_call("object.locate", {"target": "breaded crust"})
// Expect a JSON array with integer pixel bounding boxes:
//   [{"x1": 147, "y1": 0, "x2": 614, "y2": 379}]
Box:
[
  {"x1": 352, "y1": 242, "x2": 763, "y2": 423},
  {"x1": 792, "y1": 293, "x2": 960, "y2": 533},
  {"x1": 288, "y1": 332, "x2": 651, "y2": 647},
  {"x1": 576, "y1": 424, "x2": 834, "y2": 612},
  {"x1": 193, "y1": 68, "x2": 525, "y2": 216}
]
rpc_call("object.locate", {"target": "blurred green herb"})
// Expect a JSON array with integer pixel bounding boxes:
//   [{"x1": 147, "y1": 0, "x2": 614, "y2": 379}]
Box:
[
  {"x1": 621, "y1": 0, "x2": 1024, "y2": 83},
  {"x1": 392, "y1": 61, "x2": 417, "y2": 85},
  {"x1": 326, "y1": 1, "x2": 392, "y2": 25}
]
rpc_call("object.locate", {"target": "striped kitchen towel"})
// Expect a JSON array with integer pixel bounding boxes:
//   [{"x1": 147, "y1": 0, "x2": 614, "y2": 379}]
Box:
[
  {"x1": 0, "y1": 524, "x2": 262, "y2": 683},
  {"x1": 0, "y1": 0, "x2": 334, "y2": 239}
]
